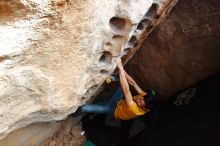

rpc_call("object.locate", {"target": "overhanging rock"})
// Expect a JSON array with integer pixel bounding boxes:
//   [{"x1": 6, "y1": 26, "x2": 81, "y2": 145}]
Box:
[{"x1": 0, "y1": 0, "x2": 177, "y2": 140}]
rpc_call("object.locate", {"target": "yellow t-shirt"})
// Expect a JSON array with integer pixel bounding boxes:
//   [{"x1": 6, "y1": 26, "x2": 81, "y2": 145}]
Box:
[{"x1": 114, "y1": 91, "x2": 150, "y2": 120}]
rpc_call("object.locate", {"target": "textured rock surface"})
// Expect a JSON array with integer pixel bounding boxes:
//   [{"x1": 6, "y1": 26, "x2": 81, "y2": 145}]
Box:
[
  {"x1": 126, "y1": 0, "x2": 220, "y2": 103},
  {"x1": 0, "y1": 122, "x2": 61, "y2": 146},
  {"x1": 0, "y1": 0, "x2": 178, "y2": 141},
  {"x1": 40, "y1": 0, "x2": 220, "y2": 145},
  {"x1": 40, "y1": 117, "x2": 85, "y2": 146}
]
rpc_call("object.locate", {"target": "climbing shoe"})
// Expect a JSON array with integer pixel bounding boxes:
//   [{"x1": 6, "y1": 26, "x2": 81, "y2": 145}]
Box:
[{"x1": 105, "y1": 75, "x2": 119, "y2": 84}]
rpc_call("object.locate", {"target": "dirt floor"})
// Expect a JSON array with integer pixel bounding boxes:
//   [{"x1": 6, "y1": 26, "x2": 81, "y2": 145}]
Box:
[{"x1": 40, "y1": 117, "x2": 85, "y2": 146}]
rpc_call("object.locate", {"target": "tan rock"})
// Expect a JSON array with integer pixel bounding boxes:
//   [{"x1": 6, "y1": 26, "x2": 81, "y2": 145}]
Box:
[
  {"x1": 0, "y1": 122, "x2": 61, "y2": 146},
  {"x1": 0, "y1": 0, "x2": 178, "y2": 145},
  {"x1": 0, "y1": 0, "x2": 155, "y2": 140}
]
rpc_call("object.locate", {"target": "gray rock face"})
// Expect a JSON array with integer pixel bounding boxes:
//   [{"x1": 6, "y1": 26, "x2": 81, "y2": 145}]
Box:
[{"x1": 0, "y1": 0, "x2": 177, "y2": 142}]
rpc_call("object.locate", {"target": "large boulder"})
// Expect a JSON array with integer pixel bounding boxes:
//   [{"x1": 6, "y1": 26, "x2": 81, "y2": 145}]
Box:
[
  {"x1": 126, "y1": 0, "x2": 220, "y2": 102},
  {"x1": 0, "y1": 0, "x2": 177, "y2": 142}
]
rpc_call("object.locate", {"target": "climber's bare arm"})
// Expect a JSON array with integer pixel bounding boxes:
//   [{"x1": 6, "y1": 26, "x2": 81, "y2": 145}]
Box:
[
  {"x1": 116, "y1": 59, "x2": 133, "y2": 106},
  {"x1": 124, "y1": 72, "x2": 144, "y2": 94}
]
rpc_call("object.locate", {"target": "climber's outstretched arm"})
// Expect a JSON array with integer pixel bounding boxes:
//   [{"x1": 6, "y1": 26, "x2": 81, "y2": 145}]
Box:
[
  {"x1": 124, "y1": 71, "x2": 144, "y2": 94},
  {"x1": 116, "y1": 59, "x2": 133, "y2": 106}
]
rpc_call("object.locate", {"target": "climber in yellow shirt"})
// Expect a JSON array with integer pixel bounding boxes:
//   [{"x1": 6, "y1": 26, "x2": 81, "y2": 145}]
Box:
[
  {"x1": 72, "y1": 58, "x2": 156, "y2": 121},
  {"x1": 114, "y1": 58, "x2": 150, "y2": 120}
]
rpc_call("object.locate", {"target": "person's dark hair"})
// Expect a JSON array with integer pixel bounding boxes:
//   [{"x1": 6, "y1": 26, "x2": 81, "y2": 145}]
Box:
[{"x1": 144, "y1": 89, "x2": 157, "y2": 109}]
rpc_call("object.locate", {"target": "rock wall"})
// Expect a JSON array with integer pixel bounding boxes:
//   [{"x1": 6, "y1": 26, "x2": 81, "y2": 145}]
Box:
[
  {"x1": 0, "y1": 0, "x2": 177, "y2": 142},
  {"x1": 126, "y1": 0, "x2": 220, "y2": 102},
  {"x1": 0, "y1": 122, "x2": 61, "y2": 146}
]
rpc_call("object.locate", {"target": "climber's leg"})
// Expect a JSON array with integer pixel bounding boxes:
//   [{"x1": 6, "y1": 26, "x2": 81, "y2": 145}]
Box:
[
  {"x1": 71, "y1": 103, "x2": 110, "y2": 117},
  {"x1": 105, "y1": 87, "x2": 124, "y2": 127},
  {"x1": 107, "y1": 87, "x2": 124, "y2": 112},
  {"x1": 71, "y1": 87, "x2": 123, "y2": 117}
]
